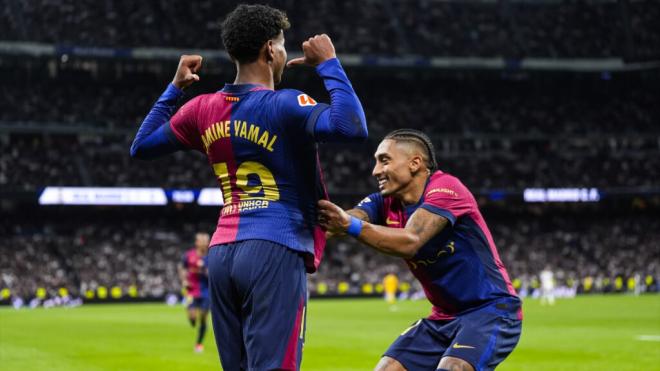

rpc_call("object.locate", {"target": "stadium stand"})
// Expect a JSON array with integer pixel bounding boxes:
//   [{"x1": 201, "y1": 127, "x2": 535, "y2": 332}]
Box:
[
  {"x1": 2, "y1": 211, "x2": 658, "y2": 302},
  {"x1": 3, "y1": 1, "x2": 659, "y2": 58},
  {"x1": 1, "y1": 0, "x2": 659, "y2": 305},
  {"x1": 2, "y1": 72, "x2": 658, "y2": 191}
]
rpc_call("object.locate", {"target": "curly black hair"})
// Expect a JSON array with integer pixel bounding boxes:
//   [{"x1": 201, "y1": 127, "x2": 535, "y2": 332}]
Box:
[
  {"x1": 221, "y1": 4, "x2": 290, "y2": 64},
  {"x1": 384, "y1": 129, "x2": 438, "y2": 172}
]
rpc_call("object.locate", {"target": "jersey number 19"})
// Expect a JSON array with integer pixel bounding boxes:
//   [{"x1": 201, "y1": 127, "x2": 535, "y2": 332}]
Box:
[{"x1": 213, "y1": 161, "x2": 280, "y2": 204}]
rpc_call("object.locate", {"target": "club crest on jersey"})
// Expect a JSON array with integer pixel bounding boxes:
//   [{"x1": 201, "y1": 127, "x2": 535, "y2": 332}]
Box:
[
  {"x1": 358, "y1": 197, "x2": 371, "y2": 206},
  {"x1": 297, "y1": 94, "x2": 317, "y2": 107}
]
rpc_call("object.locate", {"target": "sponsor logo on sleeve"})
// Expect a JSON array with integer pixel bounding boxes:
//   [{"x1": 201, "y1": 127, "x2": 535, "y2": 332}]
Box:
[
  {"x1": 426, "y1": 187, "x2": 458, "y2": 198},
  {"x1": 297, "y1": 94, "x2": 317, "y2": 107}
]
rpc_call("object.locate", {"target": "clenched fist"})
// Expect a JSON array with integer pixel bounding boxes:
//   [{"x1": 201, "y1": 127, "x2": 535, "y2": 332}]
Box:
[
  {"x1": 287, "y1": 34, "x2": 336, "y2": 68},
  {"x1": 172, "y1": 54, "x2": 203, "y2": 90}
]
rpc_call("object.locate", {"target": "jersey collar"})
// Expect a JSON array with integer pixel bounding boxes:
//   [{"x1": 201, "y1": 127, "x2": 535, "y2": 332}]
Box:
[
  {"x1": 403, "y1": 171, "x2": 443, "y2": 213},
  {"x1": 220, "y1": 83, "x2": 272, "y2": 94}
]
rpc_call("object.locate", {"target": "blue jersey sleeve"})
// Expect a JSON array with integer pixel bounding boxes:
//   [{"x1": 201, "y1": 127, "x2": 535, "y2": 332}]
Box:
[
  {"x1": 354, "y1": 192, "x2": 384, "y2": 224},
  {"x1": 274, "y1": 88, "x2": 330, "y2": 136},
  {"x1": 130, "y1": 83, "x2": 186, "y2": 159},
  {"x1": 275, "y1": 58, "x2": 368, "y2": 143},
  {"x1": 312, "y1": 58, "x2": 368, "y2": 142}
]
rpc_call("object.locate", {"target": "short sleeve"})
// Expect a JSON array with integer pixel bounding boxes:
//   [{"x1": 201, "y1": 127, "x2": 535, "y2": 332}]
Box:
[
  {"x1": 420, "y1": 175, "x2": 473, "y2": 226},
  {"x1": 354, "y1": 192, "x2": 384, "y2": 225},
  {"x1": 274, "y1": 89, "x2": 329, "y2": 137},
  {"x1": 169, "y1": 96, "x2": 205, "y2": 152},
  {"x1": 180, "y1": 253, "x2": 189, "y2": 268}
]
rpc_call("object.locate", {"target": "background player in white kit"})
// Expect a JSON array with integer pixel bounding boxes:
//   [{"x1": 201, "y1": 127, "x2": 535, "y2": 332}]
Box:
[{"x1": 540, "y1": 265, "x2": 555, "y2": 305}]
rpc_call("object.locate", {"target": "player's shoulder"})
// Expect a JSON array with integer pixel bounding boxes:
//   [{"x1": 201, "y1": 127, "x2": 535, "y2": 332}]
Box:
[
  {"x1": 425, "y1": 171, "x2": 470, "y2": 198},
  {"x1": 357, "y1": 192, "x2": 383, "y2": 208},
  {"x1": 185, "y1": 92, "x2": 215, "y2": 104},
  {"x1": 429, "y1": 170, "x2": 467, "y2": 187},
  {"x1": 175, "y1": 93, "x2": 213, "y2": 115},
  {"x1": 273, "y1": 88, "x2": 320, "y2": 108}
]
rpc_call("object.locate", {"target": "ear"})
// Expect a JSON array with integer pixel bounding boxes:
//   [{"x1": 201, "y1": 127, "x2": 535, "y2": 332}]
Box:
[
  {"x1": 409, "y1": 155, "x2": 423, "y2": 174},
  {"x1": 266, "y1": 39, "x2": 275, "y2": 63}
]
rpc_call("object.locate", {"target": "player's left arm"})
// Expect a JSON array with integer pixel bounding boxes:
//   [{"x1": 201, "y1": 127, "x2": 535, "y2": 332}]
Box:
[
  {"x1": 286, "y1": 34, "x2": 367, "y2": 142},
  {"x1": 318, "y1": 200, "x2": 448, "y2": 258},
  {"x1": 130, "y1": 55, "x2": 202, "y2": 159}
]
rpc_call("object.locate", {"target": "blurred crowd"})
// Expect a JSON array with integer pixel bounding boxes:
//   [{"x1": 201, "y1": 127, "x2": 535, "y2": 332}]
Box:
[
  {"x1": 2, "y1": 213, "x2": 658, "y2": 303},
  {"x1": 1, "y1": 0, "x2": 659, "y2": 306},
  {"x1": 2, "y1": 0, "x2": 658, "y2": 58},
  {"x1": 2, "y1": 74, "x2": 658, "y2": 192},
  {"x1": 3, "y1": 74, "x2": 658, "y2": 133},
  {"x1": 1, "y1": 218, "x2": 210, "y2": 301},
  {"x1": 3, "y1": 134, "x2": 657, "y2": 193}
]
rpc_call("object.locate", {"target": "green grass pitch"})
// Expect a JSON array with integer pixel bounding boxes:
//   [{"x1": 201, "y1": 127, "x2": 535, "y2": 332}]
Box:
[{"x1": 1, "y1": 295, "x2": 659, "y2": 370}]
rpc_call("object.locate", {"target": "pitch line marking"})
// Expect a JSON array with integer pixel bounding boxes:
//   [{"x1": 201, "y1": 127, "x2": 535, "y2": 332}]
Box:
[{"x1": 635, "y1": 335, "x2": 660, "y2": 342}]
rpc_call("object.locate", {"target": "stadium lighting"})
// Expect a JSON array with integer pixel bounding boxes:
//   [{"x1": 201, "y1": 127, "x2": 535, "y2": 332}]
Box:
[
  {"x1": 38, "y1": 187, "x2": 168, "y2": 206},
  {"x1": 197, "y1": 189, "x2": 225, "y2": 206},
  {"x1": 523, "y1": 188, "x2": 600, "y2": 203}
]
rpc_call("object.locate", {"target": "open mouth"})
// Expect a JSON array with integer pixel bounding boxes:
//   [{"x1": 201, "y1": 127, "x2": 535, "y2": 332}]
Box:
[{"x1": 377, "y1": 178, "x2": 388, "y2": 189}]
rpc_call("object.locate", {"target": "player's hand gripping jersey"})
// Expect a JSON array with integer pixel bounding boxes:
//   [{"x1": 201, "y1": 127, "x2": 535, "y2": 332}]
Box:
[
  {"x1": 357, "y1": 170, "x2": 521, "y2": 319},
  {"x1": 131, "y1": 58, "x2": 367, "y2": 272}
]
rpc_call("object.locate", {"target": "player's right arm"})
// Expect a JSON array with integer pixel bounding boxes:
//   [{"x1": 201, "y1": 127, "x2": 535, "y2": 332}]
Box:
[
  {"x1": 130, "y1": 55, "x2": 202, "y2": 160},
  {"x1": 326, "y1": 209, "x2": 369, "y2": 239},
  {"x1": 319, "y1": 176, "x2": 471, "y2": 258},
  {"x1": 286, "y1": 34, "x2": 368, "y2": 142},
  {"x1": 347, "y1": 209, "x2": 369, "y2": 222},
  {"x1": 320, "y1": 200, "x2": 449, "y2": 258},
  {"x1": 325, "y1": 194, "x2": 379, "y2": 239}
]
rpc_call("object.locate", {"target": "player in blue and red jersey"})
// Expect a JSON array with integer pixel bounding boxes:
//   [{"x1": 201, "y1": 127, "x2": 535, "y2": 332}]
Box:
[
  {"x1": 129, "y1": 4, "x2": 367, "y2": 369},
  {"x1": 177, "y1": 232, "x2": 210, "y2": 353},
  {"x1": 319, "y1": 129, "x2": 522, "y2": 371}
]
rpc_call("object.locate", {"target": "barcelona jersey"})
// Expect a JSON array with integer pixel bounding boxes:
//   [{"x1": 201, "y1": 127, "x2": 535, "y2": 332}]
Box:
[
  {"x1": 356, "y1": 170, "x2": 520, "y2": 320},
  {"x1": 170, "y1": 84, "x2": 328, "y2": 272},
  {"x1": 182, "y1": 248, "x2": 209, "y2": 299}
]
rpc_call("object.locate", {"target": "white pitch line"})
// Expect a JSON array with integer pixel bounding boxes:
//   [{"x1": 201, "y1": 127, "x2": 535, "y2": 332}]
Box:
[{"x1": 635, "y1": 335, "x2": 660, "y2": 342}]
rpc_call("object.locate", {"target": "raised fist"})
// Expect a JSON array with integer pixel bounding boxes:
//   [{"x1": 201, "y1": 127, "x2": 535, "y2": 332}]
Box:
[
  {"x1": 172, "y1": 54, "x2": 203, "y2": 90},
  {"x1": 286, "y1": 34, "x2": 336, "y2": 68}
]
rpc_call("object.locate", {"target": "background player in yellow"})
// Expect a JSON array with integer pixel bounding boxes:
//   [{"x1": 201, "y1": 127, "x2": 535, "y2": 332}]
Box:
[{"x1": 383, "y1": 271, "x2": 399, "y2": 306}]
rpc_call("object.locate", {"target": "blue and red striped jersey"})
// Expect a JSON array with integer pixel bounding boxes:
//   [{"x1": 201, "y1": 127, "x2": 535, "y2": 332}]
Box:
[
  {"x1": 170, "y1": 84, "x2": 329, "y2": 272},
  {"x1": 356, "y1": 170, "x2": 520, "y2": 319},
  {"x1": 181, "y1": 248, "x2": 209, "y2": 298}
]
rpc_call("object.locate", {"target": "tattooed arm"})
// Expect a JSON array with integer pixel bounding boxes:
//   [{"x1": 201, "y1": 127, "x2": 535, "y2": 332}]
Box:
[{"x1": 318, "y1": 200, "x2": 448, "y2": 258}]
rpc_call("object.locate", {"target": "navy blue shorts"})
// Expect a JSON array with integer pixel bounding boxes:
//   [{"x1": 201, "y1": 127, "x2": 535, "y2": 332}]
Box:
[
  {"x1": 384, "y1": 299, "x2": 522, "y2": 371},
  {"x1": 187, "y1": 296, "x2": 210, "y2": 311},
  {"x1": 208, "y1": 240, "x2": 307, "y2": 371}
]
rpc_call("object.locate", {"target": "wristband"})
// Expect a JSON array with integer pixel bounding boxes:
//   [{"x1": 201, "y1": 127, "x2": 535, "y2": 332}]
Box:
[{"x1": 346, "y1": 216, "x2": 363, "y2": 238}]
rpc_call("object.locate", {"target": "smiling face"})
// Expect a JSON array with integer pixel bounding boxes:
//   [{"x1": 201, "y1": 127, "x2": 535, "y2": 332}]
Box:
[{"x1": 372, "y1": 139, "x2": 423, "y2": 197}]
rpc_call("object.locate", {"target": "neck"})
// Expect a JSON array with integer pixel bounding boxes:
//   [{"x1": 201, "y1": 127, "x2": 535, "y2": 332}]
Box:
[
  {"x1": 233, "y1": 61, "x2": 274, "y2": 90},
  {"x1": 395, "y1": 171, "x2": 430, "y2": 206}
]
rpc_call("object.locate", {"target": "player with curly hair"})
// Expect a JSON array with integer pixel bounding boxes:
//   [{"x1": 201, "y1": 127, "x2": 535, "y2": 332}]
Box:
[{"x1": 130, "y1": 4, "x2": 368, "y2": 369}]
